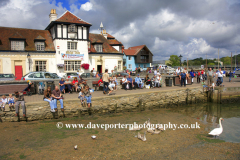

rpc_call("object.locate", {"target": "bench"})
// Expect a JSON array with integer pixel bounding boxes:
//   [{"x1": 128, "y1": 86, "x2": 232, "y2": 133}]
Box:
[{"x1": 92, "y1": 81, "x2": 99, "y2": 91}]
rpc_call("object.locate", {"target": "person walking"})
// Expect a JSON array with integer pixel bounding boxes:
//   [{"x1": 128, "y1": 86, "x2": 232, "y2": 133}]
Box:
[
  {"x1": 207, "y1": 68, "x2": 214, "y2": 86},
  {"x1": 14, "y1": 91, "x2": 26, "y2": 117},
  {"x1": 102, "y1": 69, "x2": 109, "y2": 94},
  {"x1": 179, "y1": 71, "x2": 186, "y2": 87},
  {"x1": 216, "y1": 68, "x2": 223, "y2": 84},
  {"x1": 189, "y1": 70, "x2": 194, "y2": 84},
  {"x1": 197, "y1": 71, "x2": 201, "y2": 83},
  {"x1": 229, "y1": 71, "x2": 233, "y2": 82}
]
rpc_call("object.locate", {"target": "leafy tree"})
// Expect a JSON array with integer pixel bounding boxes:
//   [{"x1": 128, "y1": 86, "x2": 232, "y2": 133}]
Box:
[
  {"x1": 168, "y1": 55, "x2": 180, "y2": 66},
  {"x1": 208, "y1": 62, "x2": 215, "y2": 66},
  {"x1": 220, "y1": 56, "x2": 231, "y2": 65}
]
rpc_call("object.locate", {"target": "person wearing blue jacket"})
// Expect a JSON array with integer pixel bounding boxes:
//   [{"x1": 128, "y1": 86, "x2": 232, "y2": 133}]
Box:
[
  {"x1": 189, "y1": 70, "x2": 195, "y2": 84},
  {"x1": 135, "y1": 74, "x2": 144, "y2": 88},
  {"x1": 179, "y1": 71, "x2": 186, "y2": 87}
]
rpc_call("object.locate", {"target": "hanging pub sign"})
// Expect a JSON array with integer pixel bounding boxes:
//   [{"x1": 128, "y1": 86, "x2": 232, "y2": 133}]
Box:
[{"x1": 61, "y1": 53, "x2": 84, "y2": 60}]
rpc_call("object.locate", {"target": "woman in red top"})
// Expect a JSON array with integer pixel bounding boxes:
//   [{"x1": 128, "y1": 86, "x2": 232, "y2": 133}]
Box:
[
  {"x1": 98, "y1": 77, "x2": 103, "y2": 87},
  {"x1": 72, "y1": 77, "x2": 79, "y2": 92}
]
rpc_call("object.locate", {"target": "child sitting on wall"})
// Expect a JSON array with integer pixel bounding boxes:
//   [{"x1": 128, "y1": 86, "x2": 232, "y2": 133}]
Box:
[
  {"x1": 78, "y1": 87, "x2": 85, "y2": 105},
  {"x1": 8, "y1": 94, "x2": 15, "y2": 111},
  {"x1": 1, "y1": 95, "x2": 8, "y2": 111},
  {"x1": 201, "y1": 80, "x2": 207, "y2": 91}
]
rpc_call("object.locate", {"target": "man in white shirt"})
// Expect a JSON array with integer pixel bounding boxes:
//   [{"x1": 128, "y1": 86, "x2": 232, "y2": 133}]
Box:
[
  {"x1": 154, "y1": 69, "x2": 157, "y2": 76},
  {"x1": 176, "y1": 67, "x2": 180, "y2": 75},
  {"x1": 121, "y1": 75, "x2": 127, "y2": 90},
  {"x1": 108, "y1": 77, "x2": 115, "y2": 95},
  {"x1": 216, "y1": 68, "x2": 223, "y2": 84},
  {"x1": 102, "y1": 69, "x2": 109, "y2": 94}
]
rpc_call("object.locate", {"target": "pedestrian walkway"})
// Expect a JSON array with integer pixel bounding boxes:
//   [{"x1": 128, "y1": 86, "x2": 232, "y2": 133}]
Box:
[{"x1": 24, "y1": 77, "x2": 240, "y2": 103}]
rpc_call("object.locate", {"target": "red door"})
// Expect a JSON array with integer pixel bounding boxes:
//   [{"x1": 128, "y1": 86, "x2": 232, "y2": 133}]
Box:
[{"x1": 15, "y1": 66, "x2": 22, "y2": 80}]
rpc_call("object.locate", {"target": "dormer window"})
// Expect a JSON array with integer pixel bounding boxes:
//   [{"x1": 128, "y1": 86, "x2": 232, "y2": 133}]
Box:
[
  {"x1": 35, "y1": 42, "x2": 45, "y2": 51},
  {"x1": 11, "y1": 41, "x2": 24, "y2": 51},
  {"x1": 95, "y1": 44, "x2": 102, "y2": 52},
  {"x1": 68, "y1": 25, "x2": 76, "y2": 32}
]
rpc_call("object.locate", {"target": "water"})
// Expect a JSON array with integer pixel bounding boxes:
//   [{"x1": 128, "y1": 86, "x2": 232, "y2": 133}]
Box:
[{"x1": 171, "y1": 103, "x2": 240, "y2": 143}]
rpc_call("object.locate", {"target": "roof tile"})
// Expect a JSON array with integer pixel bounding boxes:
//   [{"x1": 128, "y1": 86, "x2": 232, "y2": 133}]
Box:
[
  {"x1": 55, "y1": 11, "x2": 91, "y2": 25},
  {"x1": 0, "y1": 27, "x2": 55, "y2": 51},
  {"x1": 89, "y1": 33, "x2": 121, "y2": 53},
  {"x1": 123, "y1": 45, "x2": 145, "y2": 56}
]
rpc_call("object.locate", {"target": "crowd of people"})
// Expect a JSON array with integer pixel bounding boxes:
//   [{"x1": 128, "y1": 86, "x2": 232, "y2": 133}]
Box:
[
  {"x1": 0, "y1": 91, "x2": 26, "y2": 117},
  {"x1": 175, "y1": 67, "x2": 230, "y2": 90},
  {"x1": 0, "y1": 67, "x2": 234, "y2": 117}
]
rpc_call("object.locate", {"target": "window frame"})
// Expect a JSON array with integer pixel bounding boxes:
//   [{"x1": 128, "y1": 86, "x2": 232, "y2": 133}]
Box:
[
  {"x1": 128, "y1": 56, "x2": 132, "y2": 61},
  {"x1": 118, "y1": 61, "x2": 122, "y2": 70},
  {"x1": 68, "y1": 25, "x2": 77, "y2": 32},
  {"x1": 94, "y1": 44, "x2": 103, "y2": 52},
  {"x1": 35, "y1": 61, "x2": 47, "y2": 71},
  {"x1": 128, "y1": 64, "x2": 132, "y2": 70},
  {"x1": 64, "y1": 61, "x2": 81, "y2": 72},
  {"x1": 11, "y1": 40, "x2": 25, "y2": 51},
  {"x1": 35, "y1": 42, "x2": 45, "y2": 51},
  {"x1": 67, "y1": 42, "x2": 77, "y2": 50}
]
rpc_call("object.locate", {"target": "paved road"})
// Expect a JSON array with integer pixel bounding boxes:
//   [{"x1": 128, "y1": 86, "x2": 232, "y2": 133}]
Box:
[{"x1": 24, "y1": 77, "x2": 240, "y2": 103}]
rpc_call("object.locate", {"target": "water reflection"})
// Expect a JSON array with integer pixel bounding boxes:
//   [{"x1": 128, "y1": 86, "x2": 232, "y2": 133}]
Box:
[{"x1": 171, "y1": 103, "x2": 240, "y2": 143}]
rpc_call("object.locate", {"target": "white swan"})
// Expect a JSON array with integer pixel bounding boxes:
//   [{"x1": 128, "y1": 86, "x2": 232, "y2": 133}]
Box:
[
  {"x1": 147, "y1": 128, "x2": 161, "y2": 134},
  {"x1": 138, "y1": 132, "x2": 146, "y2": 141},
  {"x1": 208, "y1": 117, "x2": 224, "y2": 138},
  {"x1": 144, "y1": 118, "x2": 151, "y2": 126},
  {"x1": 156, "y1": 122, "x2": 164, "y2": 131},
  {"x1": 129, "y1": 124, "x2": 142, "y2": 131}
]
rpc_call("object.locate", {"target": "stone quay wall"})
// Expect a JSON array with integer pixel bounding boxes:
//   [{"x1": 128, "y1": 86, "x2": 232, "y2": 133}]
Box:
[{"x1": 0, "y1": 87, "x2": 206, "y2": 122}]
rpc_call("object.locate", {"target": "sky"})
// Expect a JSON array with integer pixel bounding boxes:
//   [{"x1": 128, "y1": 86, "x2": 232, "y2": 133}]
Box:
[{"x1": 0, "y1": 0, "x2": 240, "y2": 61}]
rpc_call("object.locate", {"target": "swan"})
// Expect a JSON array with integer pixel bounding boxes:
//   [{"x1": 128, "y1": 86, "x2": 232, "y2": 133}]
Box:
[
  {"x1": 129, "y1": 124, "x2": 142, "y2": 131},
  {"x1": 138, "y1": 132, "x2": 146, "y2": 141},
  {"x1": 144, "y1": 118, "x2": 151, "y2": 127},
  {"x1": 156, "y1": 122, "x2": 164, "y2": 131},
  {"x1": 147, "y1": 128, "x2": 161, "y2": 134},
  {"x1": 208, "y1": 117, "x2": 224, "y2": 138}
]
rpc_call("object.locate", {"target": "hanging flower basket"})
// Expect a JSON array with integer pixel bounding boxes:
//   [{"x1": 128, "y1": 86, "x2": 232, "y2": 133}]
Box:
[
  {"x1": 81, "y1": 63, "x2": 90, "y2": 70},
  {"x1": 57, "y1": 64, "x2": 65, "y2": 68}
]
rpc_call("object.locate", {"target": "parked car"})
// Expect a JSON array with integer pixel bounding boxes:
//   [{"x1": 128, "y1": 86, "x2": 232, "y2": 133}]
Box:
[
  {"x1": 52, "y1": 73, "x2": 61, "y2": 79},
  {"x1": 113, "y1": 72, "x2": 129, "y2": 77},
  {"x1": 80, "y1": 73, "x2": 91, "y2": 78},
  {"x1": 0, "y1": 73, "x2": 16, "y2": 81},
  {"x1": 64, "y1": 72, "x2": 80, "y2": 79},
  {"x1": 21, "y1": 72, "x2": 61, "y2": 80}
]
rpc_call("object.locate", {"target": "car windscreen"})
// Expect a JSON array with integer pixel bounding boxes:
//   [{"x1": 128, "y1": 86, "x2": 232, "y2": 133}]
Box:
[
  {"x1": 44, "y1": 73, "x2": 55, "y2": 78},
  {"x1": 67, "y1": 73, "x2": 78, "y2": 76},
  {"x1": 51, "y1": 73, "x2": 59, "y2": 78},
  {"x1": 0, "y1": 74, "x2": 14, "y2": 78}
]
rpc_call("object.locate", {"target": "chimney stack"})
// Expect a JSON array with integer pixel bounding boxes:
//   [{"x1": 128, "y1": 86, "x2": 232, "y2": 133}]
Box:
[
  {"x1": 102, "y1": 29, "x2": 108, "y2": 39},
  {"x1": 49, "y1": 9, "x2": 58, "y2": 23}
]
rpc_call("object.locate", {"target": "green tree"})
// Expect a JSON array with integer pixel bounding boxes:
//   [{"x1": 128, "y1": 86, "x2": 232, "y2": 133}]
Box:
[
  {"x1": 208, "y1": 62, "x2": 215, "y2": 66},
  {"x1": 221, "y1": 56, "x2": 231, "y2": 65},
  {"x1": 168, "y1": 55, "x2": 180, "y2": 66}
]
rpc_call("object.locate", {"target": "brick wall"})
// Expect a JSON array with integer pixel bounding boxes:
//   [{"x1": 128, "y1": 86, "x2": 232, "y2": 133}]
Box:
[{"x1": 0, "y1": 84, "x2": 28, "y2": 95}]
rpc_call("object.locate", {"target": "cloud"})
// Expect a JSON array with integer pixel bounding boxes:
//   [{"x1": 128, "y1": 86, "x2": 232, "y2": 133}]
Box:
[
  {"x1": 80, "y1": 2, "x2": 93, "y2": 11},
  {"x1": 0, "y1": 0, "x2": 239, "y2": 61}
]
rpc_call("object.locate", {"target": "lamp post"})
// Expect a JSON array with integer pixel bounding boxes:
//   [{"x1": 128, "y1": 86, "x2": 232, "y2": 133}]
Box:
[
  {"x1": 27, "y1": 53, "x2": 31, "y2": 72},
  {"x1": 179, "y1": 54, "x2": 183, "y2": 72}
]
